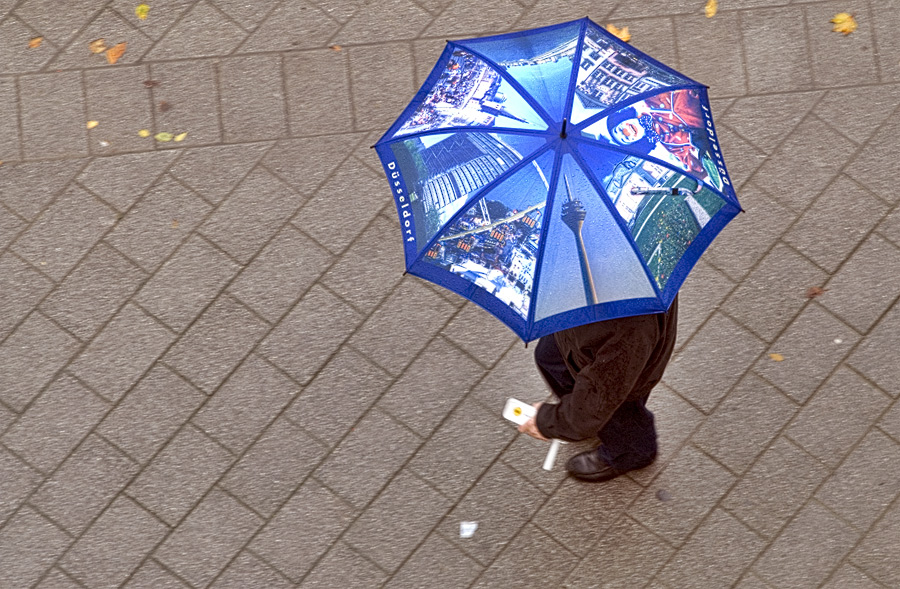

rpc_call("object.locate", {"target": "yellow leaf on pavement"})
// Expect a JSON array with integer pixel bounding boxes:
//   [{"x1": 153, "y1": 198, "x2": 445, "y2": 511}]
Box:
[
  {"x1": 135, "y1": 4, "x2": 150, "y2": 19},
  {"x1": 105, "y1": 42, "x2": 127, "y2": 64},
  {"x1": 768, "y1": 353, "x2": 785, "y2": 362},
  {"x1": 138, "y1": 129, "x2": 151, "y2": 137},
  {"x1": 86, "y1": 120, "x2": 99, "y2": 129},
  {"x1": 606, "y1": 23, "x2": 631, "y2": 42},
  {"x1": 28, "y1": 37, "x2": 43, "y2": 49},
  {"x1": 705, "y1": 0, "x2": 718, "y2": 18},
  {"x1": 173, "y1": 132, "x2": 188, "y2": 142},
  {"x1": 89, "y1": 38, "x2": 107, "y2": 53},
  {"x1": 154, "y1": 132, "x2": 174, "y2": 142},
  {"x1": 830, "y1": 12, "x2": 857, "y2": 35}
]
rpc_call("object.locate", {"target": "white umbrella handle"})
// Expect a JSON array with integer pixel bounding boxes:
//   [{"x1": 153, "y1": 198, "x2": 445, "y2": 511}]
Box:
[{"x1": 543, "y1": 439, "x2": 562, "y2": 471}]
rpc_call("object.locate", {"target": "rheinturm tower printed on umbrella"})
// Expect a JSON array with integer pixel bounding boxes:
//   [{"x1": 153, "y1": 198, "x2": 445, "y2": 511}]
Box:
[{"x1": 375, "y1": 18, "x2": 741, "y2": 342}]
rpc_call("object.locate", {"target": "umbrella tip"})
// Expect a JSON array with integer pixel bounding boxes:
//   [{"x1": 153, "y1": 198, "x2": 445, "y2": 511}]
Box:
[{"x1": 560, "y1": 118, "x2": 568, "y2": 139}]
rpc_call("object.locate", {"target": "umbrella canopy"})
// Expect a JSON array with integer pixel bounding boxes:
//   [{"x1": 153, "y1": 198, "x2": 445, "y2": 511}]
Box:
[{"x1": 374, "y1": 18, "x2": 741, "y2": 342}]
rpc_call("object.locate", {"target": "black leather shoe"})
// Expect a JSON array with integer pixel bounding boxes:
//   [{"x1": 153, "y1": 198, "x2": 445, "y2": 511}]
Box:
[{"x1": 565, "y1": 449, "x2": 653, "y2": 482}]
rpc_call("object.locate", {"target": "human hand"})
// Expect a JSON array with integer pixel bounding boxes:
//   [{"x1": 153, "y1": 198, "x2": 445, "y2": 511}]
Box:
[{"x1": 517, "y1": 402, "x2": 548, "y2": 441}]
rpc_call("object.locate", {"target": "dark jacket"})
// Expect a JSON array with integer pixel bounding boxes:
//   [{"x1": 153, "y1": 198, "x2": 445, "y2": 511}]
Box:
[{"x1": 535, "y1": 297, "x2": 678, "y2": 441}]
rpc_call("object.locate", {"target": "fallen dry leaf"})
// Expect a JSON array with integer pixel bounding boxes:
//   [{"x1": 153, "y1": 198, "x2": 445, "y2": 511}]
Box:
[
  {"x1": 159, "y1": 100, "x2": 171, "y2": 112},
  {"x1": 705, "y1": 0, "x2": 718, "y2": 18},
  {"x1": 154, "y1": 132, "x2": 174, "y2": 142},
  {"x1": 172, "y1": 219, "x2": 179, "y2": 228},
  {"x1": 28, "y1": 37, "x2": 44, "y2": 49},
  {"x1": 89, "y1": 38, "x2": 107, "y2": 54},
  {"x1": 768, "y1": 353, "x2": 785, "y2": 362},
  {"x1": 173, "y1": 132, "x2": 188, "y2": 142},
  {"x1": 830, "y1": 12, "x2": 857, "y2": 35},
  {"x1": 329, "y1": 45, "x2": 342, "y2": 51},
  {"x1": 105, "y1": 42, "x2": 127, "y2": 64},
  {"x1": 86, "y1": 120, "x2": 99, "y2": 129},
  {"x1": 138, "y1": 129, "x2": 151, "y2": 137},
  {"x1": 143, "y1": 80, "x2": 159, "y2": 88},
  {"x1": 606, "y1": 23, "x2": 631, "y2": 43},
  {"x1": 806, "y1": 286, "x2": 829, "y2": 299},
  {"x1": 135, "y1": 4, "x2": 150, "y2": 20}
]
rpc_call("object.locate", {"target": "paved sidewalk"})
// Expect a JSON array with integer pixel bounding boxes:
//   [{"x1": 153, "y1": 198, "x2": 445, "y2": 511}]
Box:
[{"x1": 2, "y1": 0, "x2": 900, "y2": 587}]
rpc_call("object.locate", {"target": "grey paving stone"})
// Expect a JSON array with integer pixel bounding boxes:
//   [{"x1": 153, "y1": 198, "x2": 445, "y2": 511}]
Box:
[
  {"x1": 124, "y1": 560, "x2": 190, "y2": 588},
  {"x1": 15, "y1": 0, "x2": 103, "y2": 46},
  {"x1": 1, "y1": 374, "x2": 108, "y2": 473},
  {"x1": 163, "y1": 296, "x2": 269, "y2": 394},
  {"x1": 211, "y1": 551, "x2": 294, "y2": 589},
  {"x1": 753, "y1": 499, "x2": 858, "y2": 589},
  {"x1": 408, "y1": 398, "x2": 515, "y2": 501},
  {"x1": 155, "y1": 488, "x2": 262, "y2": 588},
  {"x1": 533, "y1": 475, "x2": 642, "y2": 557},
  {"x1": 199, "y1": 167, "x2": 301, "y2": 263},
  {"x1": 220, "y1": 416, "x2": 327, "y2": 518},
  {"x1": 314, "y1": 408, "x2": 421, "y2": 510},
  {"x1": 127, "y1": 425, "x2": 234, "y2": 526},
  {"x1": 468, "y1": 340, "x2": 545, "y2": 410},
  {"x1": 229, "y1": 225, "x2": 332, "y2": 322},
  {"x1": 472, "y1": 523, "x2": 578, "y2": 589},
  {"x1": 284, "y1": 49, "x2": 353, "y2": 136},
  {"x1": 321, "y1": 216, "x2": 405, "y2": 315},
  {"x1": 0, "y1": 17, "x2": 57, "y2": 75},
  {"x1": 348, "y1": 42, "x2": 416, "y2": 131},
  {"x1": 845, "y1": 106, "x2": 900, "y2": 203},
  {"x1": 262, "y1": 133, "x2": 364, "y2": 197},
  {"x1": 300, "y1": 541, "x2": 388, "y2": 589},
  {"x1": 438, "y1": 461, "x2": 545, "y2": 566},
  {"x1": 384, "y1": 533, "x2": 483, "y2": 589},
  {"x1": 703, "y1": 183, "x2": 797, "y2": 283},
  {"x1": 411, "y1": 38, "x2": 451, "y2": 88},
  {"x1": 787, "y1": 367, "x2": 891, "y2": 469},
  {"x1": 871, "y1": 0, "x2": 900, "y2": 82},
  {"x1": 849, "y1": 500, "x2": 900, "y2": 587},
  {"x1": 77, "y1": 151, "x2": 179, "y2": 213},
  {"x1": 0, "y1": 446, "x2": 43, "y2": 526},
  {"x1": 627, "y1": 445, "x2": 735, "y2": 546},
  {"x1": 146, "y1": 0, "x2": 247, "y2": 60},
  {"x1": 721, "y1": 91, "x2": 824, "y2": 156},
  {"x1": 207, "y1": 0, "x2": 281, "y2": 29},
  {"x1": 108, "y1": 0, "x2": 195, "y2": 41},
  {"x1": 111, "y1": 179, "x2": 206, "y2": 268},
  {"x1": 615, "y1": 17, "x2": 679, "y2": 75},
  {"x1": 134, "y1": 235, "x2": 239, "y2": 332},
  {"x1": 0, "y1": 77, "x2": 19, "y2": 161},
  {"x1": 193, "y1": 354, "x2": 298, "y2": 453},
  {"x1": 148, "y1": 59, "x2": 222, "y2": 147},
  {"x1": 672, "y1": 12, "x2": 745, "y2": 97},
  {"x1": 218, "y1": 55, "x2": 287, "y2": 142},
  {"x1": 721, "y1": 243, "x2": 828, "y2": 343},
  {"x1": 814, "y1": 85, "x2": 900, "y2": 146},
  {"x1": 754, "y1": 303, "x2": 860, "y2": 403},
  {"x1": 0, "y1": 205, "x2": 24, "y2": 251},
  {"x1": 350, "y1": 278, "x2": 457, "y2": 376},
  {"x1": 345, "y1": 471, "x2": 450, "y2": 572},
  {"x1": 248, "y1": 479, "x2": 357, "y2": 582},
  {"x1": 740, "y1": 6, "x2": 814, "y2": 93},
  {"x1": 293, "y1": 156, "x2": 388, "y2": 255},
  {"x1": 46, "y1": 8, "x2": 150, "y2": 70},
  {"x1": 815, "y1": 429, "x2": 900, "y2": 532},
  {"x1": 805, "y1": 0, "x2": 878, "y2": 88},
  {"x1": 692, "y1": 372, "x2": 796, "y2": 475},
  {"x1": 19, "y1": 71, "x2": 87, "y2": 158},
  {"x1": 259, "y1": 285, "x2": 363, "y2": 384},
  {"x1": 878, "y1": 398, "x2": 900, "y2": 442},
  {"x1": 820, "y1": 234, "x2": 900, "y2": 333},
  {"x1": 34, "y1": 568, "x2": 82, "y2": 588},
  {"x1": 562, "y1": 515, "x2": 673, "y2": 589},
  {"x1": 377, "y1": 337, "x2": 484, "y2": 438},
  {"x1": 876, "y1": 203, "x2": 900, "y2": 249},
  {"x1": 673, "y1": 258, "x2": 735, "y2": 352},
  {"x1": 499, "y1": 433, "x2": 571, "y2": 495},
  {"x1": 656, "y1": 508, "x2": 765, "y2": 589},
  {"x1": 168, "y1": 142, "x2": 271, "y2": 204},
  {"x1": 240, "y1": 0, "x2": 338, "y2": 52},
  {"x1": 12, "y1": 183, "x2": 117, "y2": 282},
  {"x1": 0, "y1": 507, "x2": 71, "y2": 589},
  {"x1": 714, "y1": 123, "x2": 768, "y2": 192},
  {"x1": 285, "y1": 346, "x2": 392, "y2": 446},
  {"x1": 785, "y1": 175, "x2": 888, "y2": 273},
  {"x1": 441, "y1": 303, "x2": 518, "y2": 368},
  {"x1": 423, "y1": 0, "x2": 524, "y2": 37},
  {"x1": 84, "y1": 65, "x2": 154, "y2": 155},
  {"x1": 59, "y1": 496, "x2": 168, "y2": 589},
  {"x1": 332, "y1": 0, "x2": 431, "y2": 45},
  {"x1": 821, "y1": 563, "x2": 884, "y2": 589},
  {"x1": 308, "y1": 0, "x2": 366, "y2": 23},
  {"x1": 0, "y1": 253, "x2": 53, "y2": 341},
  {"x1": 0, "y1": 312, "x2": 80, "y2": 412},
  {"x1": 30, "y1": 434, "x2": 138, "y2": 535},
  {"x1": 69, "y1": 303, "x2": 174, "y2": 402},
  {"x1": 723, "y1": 436, "x2": 831, "y2": 540},
  {"x1": 663, "y1": 312, "x2": 766, "y2": 413},
  {"x1": 40, "y1": 243, "x2": 146, "y2": 341},
  {"x1": 98, "y1": 365, "x2": 205, "y2": 465}
]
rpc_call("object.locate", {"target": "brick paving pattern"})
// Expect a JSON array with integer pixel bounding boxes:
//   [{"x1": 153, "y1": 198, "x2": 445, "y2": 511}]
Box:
[{"x1": 1, "y1": 0, "x2": 899, "y2": 587}]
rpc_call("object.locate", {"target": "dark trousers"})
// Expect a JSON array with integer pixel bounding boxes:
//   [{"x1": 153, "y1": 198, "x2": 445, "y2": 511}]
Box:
[{"x1": 534, "y1": 335, "x2": 657, "y2": 470}]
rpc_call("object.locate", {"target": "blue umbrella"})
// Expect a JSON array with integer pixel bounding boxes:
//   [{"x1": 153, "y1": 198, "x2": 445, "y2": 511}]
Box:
[{"x1": 374, "y1": 17, "x2": 741, "y2": 342}]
